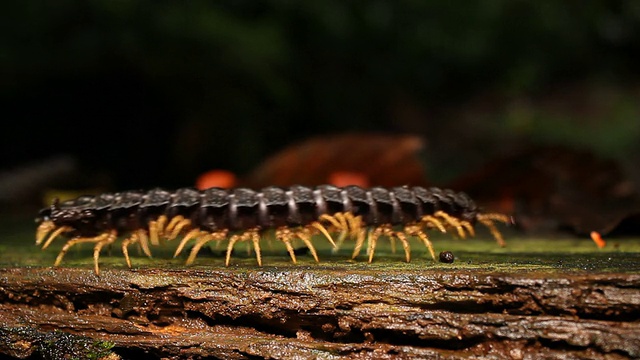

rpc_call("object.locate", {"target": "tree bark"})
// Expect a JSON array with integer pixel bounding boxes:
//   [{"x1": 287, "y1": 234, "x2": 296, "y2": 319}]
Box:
[{"x1": 1, "y1": 266, "x2": 638, "y2": 359}]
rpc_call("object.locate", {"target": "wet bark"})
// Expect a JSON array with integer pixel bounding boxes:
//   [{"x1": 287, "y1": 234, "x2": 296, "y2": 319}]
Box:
[{"x1": 0, "y1": 266, "x2": 639, "y2": 359}]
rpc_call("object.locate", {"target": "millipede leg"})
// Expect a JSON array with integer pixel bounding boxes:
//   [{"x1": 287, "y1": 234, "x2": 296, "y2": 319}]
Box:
[
  {"x1": 435, "y1": 211, "x2": 466, "y2": 238},
  {"x1": 121, "y1": 233, "x2": 139, "y2": 268},
  {"x1": 344, "y1": 213, "x2": 365, "y2": 247},
  {"x1": 460, "y1": 220, "x2": 475, "y2": 237},
  {"x1": 164, "y1": 216, "x2": 185, "y2": 237},
  {"x1": 276, "y1": 228, "x2": 298, "y2": 264},
  {"x1": 168, "y1": 219, "x2": 191, "y2": 240},
  {"x1": 352, "y1": 228, "x2": 367, "y2": 259},
  {"x1": 477, "y1": 213, "x2": 512, "y2": 247},
  {"x1": 222, "y1": 230, "x2": 260, "y2": 266},
  {"x1": 394, "y1": 231, "x2": 411, "y2": 262},
  {"x1": 36, "y1": 221, "x2": 56, "y2": 245},
  {"x1": 405, "y1": 224, "x2": 436, "y2": 261},
  {"x1": 148, "y1": 220, "x2": 159, "y2": 245},
  {"x1": 282, "y1": 239, "x2": 297, "y2": 263},
  {"x1": 121, "y1": 230, "x2": 151, "y2": 267},
  {"x1": 319, "y1": 214, "x2": 343, "y2": 230},
  {"x1": 225, "y1": 235, "x2": 239, "y2": 266},
  {"x1": 297, "y1": 230, "x2": 319, "y2": 262},
  {"x1": 54, "y1": 232, "x2": 110, "y2": 267},
  {"x1": 421, "y1": 215, "x2": 447, "y2": 233},
  {"x1": 149, "y1": 215, "x2": 167, "y2": 245},
  {"x1": 334, "y1": 213, "x2": 351, "y2": 245},
  {"x1": 93, "y1": 230, "x2": 117, "y2": 275},
  {"x1": 335, "y1": 213, "x2": 351, "y2": 231},
  {"x1": 367, "y1": 227, "x2": 384, "y2": 263},
  {"x1": 334, "y1": 229, "x2": 349, "y2": 254},
  {"x1": 134, "y1": 230, "x2": 152, "y2": 258},
  {"x1": 332, "y1": 212, "x2": 362, "y2": 254},
  {"x1": 319, "y1": 214, "x2": 349, "y2": 244},
  {"x1": 186, "y1": 234, "x2": 213, "y2": 265},
  {"x1": 174, "y1": 228, "x2": 204, "y2": 258},
  {"x1": 185, "y1": 230, "x2": 227, "y2": 265},
  {"x1": 324, "y1": 213, "x2": 348, "y2": 250},
  {"x1": 41, "y1": 226, "x2": 73, "y2": 250},
  {"x1": 309, "y1": 221, "x2": 336, "y2": 247},
  {"x1": 250, "y1": 230, "x2": 262, "y2": 266}
]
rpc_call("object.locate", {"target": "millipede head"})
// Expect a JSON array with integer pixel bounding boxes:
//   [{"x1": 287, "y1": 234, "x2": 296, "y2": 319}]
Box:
[{"x1": 35, "y1": 197, "x2": 60, "y2": 225}]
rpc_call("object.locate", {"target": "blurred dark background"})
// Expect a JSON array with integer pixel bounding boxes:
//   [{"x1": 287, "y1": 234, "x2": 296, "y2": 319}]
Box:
[{"x1": 2, "y1": 1, "x2": 640, "y2": 234}]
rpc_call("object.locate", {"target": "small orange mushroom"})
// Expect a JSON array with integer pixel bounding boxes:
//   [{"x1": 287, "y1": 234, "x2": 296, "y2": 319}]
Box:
[
  {"x1": 590, "y1": 231, "x2": 606, "y2": 249},
  {"x1": 196, "y1": 169, "x2": 237, "y2": 190}
]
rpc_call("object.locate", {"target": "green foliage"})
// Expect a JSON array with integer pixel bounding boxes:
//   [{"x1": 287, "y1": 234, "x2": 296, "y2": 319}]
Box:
[
  {"x1": 2, "y1": 1, "x2": 639, "y2": 186},
  {"x1": 5, "y1": 1, "x2": 637, "y2": 105}
]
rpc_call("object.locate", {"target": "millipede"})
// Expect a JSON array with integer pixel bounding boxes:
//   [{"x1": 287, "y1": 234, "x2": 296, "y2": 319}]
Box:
[{"x1": 35, "y1": 185, "x2": 512, "y2": 274}]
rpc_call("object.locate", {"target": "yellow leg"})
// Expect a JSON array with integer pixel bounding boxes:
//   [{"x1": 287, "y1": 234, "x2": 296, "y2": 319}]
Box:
[
  {"x1": 435, "y1": 211, "x2": 466, "y2": 238},
  {"x1": 421, "y1": 215, "x2": 447, "y2": 233},
  {"x1": 137, "y1": 230, "x2": 150, "y2": 256},
  {"x1": 185, "y1": 230, "x2": 227, "y2": 265},
  {"x1": 93, "y1": 230, "x2": 117, "y2": 275},
  {"x1": 344, "y1": 212, "x2": 364, "y2": 240},
  {"x1": 333, "y1": 213, "x2": 349, "y2": 246},
  {"x1": 149, "y1": 215, "x2": 168, "y2": 245},
  {"x1": 148, "y1": 220, "x2": 159, "y2": 246},
  {"x1": 296, "y1": 230, "x2": 319, "y2": 263},
  {"x1": 225, "y1": 235, "x2": 239, "y2": 266},
  {"x1": 367, "y1": 226, "x2": 385, "y2": 263},
  {"x1": 460, "y1": 220, "x2": 475, "y2": 237},
  {"x1": 121, "y1": 233, "x2": 139, "y2": 268},
  {"x1": 309, "y1": 221, "x2": 336, "y2": 247},
  {"x1": 165, "y1": 215, "x2": 185, "y2": 236},
  {"x1": 405, "y1": 224, "x2": 436, "y2": 261},
  {"x1": 224, "y1": 229, "x2": 261, "y2": 266},
  {"x1": 41, "y1": 226, "x2": 73, "y2": 250},
  {"x1": 319, "y1": 214, "x2": 343, "y2": 230},
  {"x1": 334, "y1": 229, "x2": 349, "y2": 254},
  {"x1": 331, "y1": 213, "x2": 363, "y2": 254},
  {"x1": 174, "y1": 228, "x2": 204, "y2": 257},
  {"x1": 334, "y1": 212, "x2": 350, "y2": 231},
  {"x1": 276, "y1": 227, "x2": 297, "y2": 264},
  {"x1": 477, "y1": 213, "x2": 512, "y2": 247},
  {"x1": 351, "y1": 228, "x2": 367, "y2": 259},
  {"x1": 250, "y1": 230, "x2": 262, "y2": 266},
  {"x1": 54, "y1": 232, "x2": 109, "y2": 267},
  {"x1": 168, "y1": 219, "x2": 192, "y2": 240},
  {"x1": 121, "y1": 230, "x2": 151, "y2": 269},
  {"x1": 185, "y1": 234, "x2": 212, "y2": 265},
  {"x1": 394, "y1": 231, "x2": 411, "y2": 262}
]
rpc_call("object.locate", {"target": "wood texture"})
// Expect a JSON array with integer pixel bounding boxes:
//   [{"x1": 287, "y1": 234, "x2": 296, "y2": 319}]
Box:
[{"x1": 1, "y1": 264, "x2": 639, "y2": 359}]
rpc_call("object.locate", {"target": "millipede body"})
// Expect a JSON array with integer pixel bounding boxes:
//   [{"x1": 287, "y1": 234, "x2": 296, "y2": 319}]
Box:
[{"x1": 35, "y1": 185, "x2": 512, "y2": 274}]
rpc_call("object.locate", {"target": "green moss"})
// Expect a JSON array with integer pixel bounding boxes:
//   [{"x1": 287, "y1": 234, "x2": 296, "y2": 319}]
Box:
[
  {"x1": 2, "y1": 218, "x2": 639, "y2": 274},
  {"x1": 0, "y1": 327, "x2": 118, "y2": 360}
]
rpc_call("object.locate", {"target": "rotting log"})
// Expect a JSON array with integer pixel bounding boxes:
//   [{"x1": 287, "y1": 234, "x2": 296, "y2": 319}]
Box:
[{"x1": 1, "y1": 264, "x2": 639, "y2": 359}]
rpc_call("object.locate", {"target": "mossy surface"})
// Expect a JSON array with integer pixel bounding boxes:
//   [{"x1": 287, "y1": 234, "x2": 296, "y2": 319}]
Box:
[
  {"x1": 1, "y1": 219, "x2": 639, "y2": 359},
  {"x1": 1, "y1": 219, "x2": 639, "y2": 274},
  {"x1": 0, "y1": 326, "x2": 117, "y2": 360}
]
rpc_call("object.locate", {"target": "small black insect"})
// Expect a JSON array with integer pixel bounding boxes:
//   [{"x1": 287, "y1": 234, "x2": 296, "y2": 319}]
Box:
[{"x1": 439, "y1": 251, "x2": 455, "y2": 263}]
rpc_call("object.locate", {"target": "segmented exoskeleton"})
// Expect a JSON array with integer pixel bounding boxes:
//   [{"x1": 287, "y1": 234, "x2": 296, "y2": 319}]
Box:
[{"x1": 36, "y1": 185, "x2": 512, "y2": 274}]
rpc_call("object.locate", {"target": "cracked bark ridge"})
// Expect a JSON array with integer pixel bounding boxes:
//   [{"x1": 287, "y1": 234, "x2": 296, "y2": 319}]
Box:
[{"x1": 0, "y1": 267, "x2": 638, "y2": 359}]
